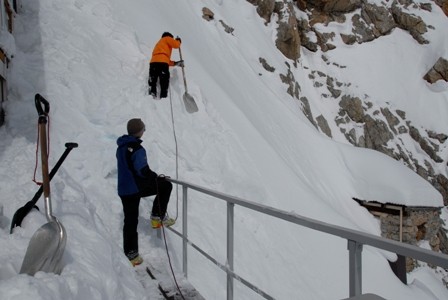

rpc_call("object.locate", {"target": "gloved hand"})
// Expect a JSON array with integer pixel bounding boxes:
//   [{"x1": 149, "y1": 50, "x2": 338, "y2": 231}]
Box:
[
  {"x1": 158, "y1": 174, "x2": 171, "y2": 181},
  {"x1": 176, "y1": 36, "x2": 182, "y2": 43},
  {"x1": 174, "y1": 60, "x2": 184, "y2": 67}
]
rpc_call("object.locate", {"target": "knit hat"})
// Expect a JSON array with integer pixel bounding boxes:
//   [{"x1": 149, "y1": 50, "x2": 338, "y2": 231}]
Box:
[
  {"x1": 127, "y1": 118, "x2": 145, "y2": 136},
  {"x1": 162, "y1": 32, "x2": 173, "y2": 38}
]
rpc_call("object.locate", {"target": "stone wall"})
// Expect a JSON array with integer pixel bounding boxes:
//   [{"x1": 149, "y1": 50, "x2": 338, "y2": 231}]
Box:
[{"x1": 380, "y1": 207, "x2": 444, "y2": 271}]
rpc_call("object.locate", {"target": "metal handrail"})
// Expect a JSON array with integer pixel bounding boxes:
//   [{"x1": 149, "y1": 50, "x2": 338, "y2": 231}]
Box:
[{"x1": 166, "y1": 178, "x2": 448, "y2": 299}]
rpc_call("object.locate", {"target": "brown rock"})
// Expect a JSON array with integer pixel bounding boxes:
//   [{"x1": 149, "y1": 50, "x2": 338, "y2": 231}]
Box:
[
  {"x1": 306, "y1": 0, "x2": 362, "y2": 13},
  {"x1": 202, "y1": 7, "x2": 214, "y2": 21},
  {"x1": 424, "y1": 57, "x2": 448, "y2": 83}
]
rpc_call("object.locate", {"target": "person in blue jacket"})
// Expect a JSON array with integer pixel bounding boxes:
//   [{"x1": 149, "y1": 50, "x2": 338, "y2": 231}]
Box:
[{"x1": 116, "y1": 118, "x2": 174, "y2": 266}]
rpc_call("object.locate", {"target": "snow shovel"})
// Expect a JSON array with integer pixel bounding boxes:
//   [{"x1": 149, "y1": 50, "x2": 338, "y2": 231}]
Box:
[
  {"x1": 19, "y1": 94, "x2": 67, "y2": 276},
  {"x1": 10, "y1": 142, "x2": 77, "y2": 234},
  {"x1": 179, "y1": 47, "x2": 198, "y2": 113}
]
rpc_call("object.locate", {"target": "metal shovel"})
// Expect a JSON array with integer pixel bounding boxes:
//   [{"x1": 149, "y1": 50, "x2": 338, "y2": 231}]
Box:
[
  {"x1": 179, "y1": 47, "x2": 198, "y2": 113},
  {"x1": 20, "y1": 94, "x2": 67, "y2": 276}
]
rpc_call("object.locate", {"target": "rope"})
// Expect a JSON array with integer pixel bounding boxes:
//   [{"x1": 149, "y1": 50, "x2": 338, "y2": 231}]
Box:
[
  {"x1": 150, "y1": 82, "x2": 184, "y2": 299},
  {"x1": 155, "y1": 175, "x2": 185, "y2": 300}
]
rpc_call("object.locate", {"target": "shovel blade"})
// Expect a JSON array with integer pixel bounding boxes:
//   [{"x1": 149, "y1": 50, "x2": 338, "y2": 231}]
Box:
[
  {"x1": 20, "y1": 219, "x2": 66, "y2": 276},
  {"x1": 183, "y1": 92, "x2": 198, "y2": 113}
]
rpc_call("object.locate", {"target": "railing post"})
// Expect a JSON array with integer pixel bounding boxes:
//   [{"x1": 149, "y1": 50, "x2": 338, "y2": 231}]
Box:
[
  {"x1": 347, "y1": 240, "x2": 363, "y2": 297},
  {"x1": 227, "y1": 202, "x2": 235, "y2": 300},
  {"x1": 183, "y1": 185, "x2": 188, "y2": 278}
]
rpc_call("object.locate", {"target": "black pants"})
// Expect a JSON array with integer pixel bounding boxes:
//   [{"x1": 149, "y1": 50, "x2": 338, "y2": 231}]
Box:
[
  {"x1": 120, "y1": 179, "x2": 172, "y2": 259},
  {"x1": 149, "y1": 62, "x2": 170, "y2": 98}
]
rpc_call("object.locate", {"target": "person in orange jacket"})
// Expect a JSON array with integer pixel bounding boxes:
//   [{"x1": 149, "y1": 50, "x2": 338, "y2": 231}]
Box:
[{"x1": 148, "y1": 32, "x2": 183, "y2": 99}]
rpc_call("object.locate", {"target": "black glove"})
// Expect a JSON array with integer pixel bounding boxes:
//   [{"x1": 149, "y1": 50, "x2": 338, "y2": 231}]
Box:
[
  {"x1": 174, "y1": 60, "x2": 184, "y2": 67},
  {"x1": 176, "y1": 36, "x2": 182, "y2": 43},
  {"x1": 158, "y1": 174, "x2": 171, "y2": 181}
]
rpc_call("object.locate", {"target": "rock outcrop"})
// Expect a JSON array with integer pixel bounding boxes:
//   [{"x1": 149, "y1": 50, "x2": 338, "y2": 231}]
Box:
[
  {"x1": 248, "y1": 0, "x2": 301, "y2": 60},
  {"x1": 424, "y1": 57, "x2": 448, "y2": 83},
  {"x1": 247, "y1": 0, "x2": 448, "y2": 204}
]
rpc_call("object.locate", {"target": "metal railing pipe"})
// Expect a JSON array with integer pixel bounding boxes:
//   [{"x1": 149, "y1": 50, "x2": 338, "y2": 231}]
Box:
[
  {"x1": 166, "y1": 178, "x2": 448, "y2": 299},
  {"x1": 227, "y1": 202, "x2": 235, "y2": 300},
  {"x1": 182, "y1": 185, "x2": 188, "y2": 277}
]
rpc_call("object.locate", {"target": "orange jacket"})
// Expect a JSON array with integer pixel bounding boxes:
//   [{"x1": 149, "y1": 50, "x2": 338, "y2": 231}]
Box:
[{"x1": 150, "y1": 36, "x2": 181, "y2": 66}]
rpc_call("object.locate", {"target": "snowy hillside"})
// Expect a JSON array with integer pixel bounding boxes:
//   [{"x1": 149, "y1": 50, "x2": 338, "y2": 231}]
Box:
[{"x1": 0, "y1": 0, "x2": 447, "y2": 299}]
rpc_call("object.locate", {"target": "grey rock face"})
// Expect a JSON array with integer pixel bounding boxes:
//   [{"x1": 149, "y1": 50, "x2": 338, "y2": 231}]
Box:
[{"x1": 424, "y1": 57, "x2": 448, "y2": 83}]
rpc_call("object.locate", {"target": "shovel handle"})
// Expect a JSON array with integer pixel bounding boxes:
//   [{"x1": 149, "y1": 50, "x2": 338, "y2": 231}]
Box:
[
  {"x1": 179, "y1": 47, "x2": 189, "y2": 94},
  {"x1": 35, "y1": 94, "x2": 50, "y2": 118}
]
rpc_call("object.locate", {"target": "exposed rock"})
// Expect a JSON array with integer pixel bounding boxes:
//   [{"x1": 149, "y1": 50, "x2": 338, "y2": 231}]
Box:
[
  {"x1": 335, "y1": 97, "x2": 447, "y2": 205},
  {"x1": 363, "y1": 115, "x2": 394, "y2": 150},
  {"x1": 339, "y1": 95, "x2": 364, "y2": 122},
  {"x1": 351, "y1": 14, "x2": 377, "y2": 43},
  {"x1": 260, "y1": 0, "x2": 448, "y2": 206},
  {"x1": 202, "y1": 7, "x2": 214, "y2": 21},
  {"x1": 314, "y1": 31, "x2": 336, "y2": 52},
  {"x1": 434, "y1": 0, "x2": 448, "y2": 16},
  {"x1": 280, "y1": 65, "x2": 300, "y2": 99},
  {"x1": 249, "y1": 0, "x2": 300, "y2": 60},
  {"x1": 275, "y1": 2, "x2": 301, "y2": 60},
  {"x1": 340, "y1": 33, "x2": 357, "y2": 44},
  {"x1": 259, "y1": 57, "x2": 275, "y2": 72},
  {"x1": 316, "y1": 114, "x2": 333, "y2": 137},
  {"x1": 300, "y1": 96, "x2": 318, "y2": 128},
  {"x1": 433, "y1": 174, "x2": 448, "y2": 205},
  {"x1": 296, "y1": 0, "x2": 307, "y2": 11},
  {"x1": 252, "y1": 0, "x2": 276, "y2": 23},
  {"x1": 219, "y1": 20, "x2": 235, "y2": 34},
  {"x1": 396, "y1": 109, "x2": 406, "y2": 119},
  {"x1": 409, "y1": 125, "x2": 444, "y2": 163},
  {"x1": 391, "y1": 2, "x2": 429, "y2": 44},
  {"x1": 347, "y1": 3, "x2": 395, "y2": 44},
  {"x1": 309, "y1": 9, "x2": 334, "y2": 26},
  {"x1": 326, "y1": 76, "x2": 342, "y2": 98},
  {"x1": 305, "y1": 0, "x2": 362, "y2": 13},
  {"x1": 424, "y1": 57, "x2": 448, "y2": 83},
  {"x1": 335, "y1": 1, "x2": 429, "y2": 45},
  {"x1": 298, "y1": 19, "x2": 319, "y2": 52},
  {"x1": 419, "y1": 2, "x2": 432, "y2": 12},
  {"x1": 361, "y1": 3, "x2": 396, "y2": 36},
  {"x1": 427, "y1": 130, "x2": 448, "y2": 143},
  {"x1": 381, "y1": 107, "x2": 400, "y2": 134}
]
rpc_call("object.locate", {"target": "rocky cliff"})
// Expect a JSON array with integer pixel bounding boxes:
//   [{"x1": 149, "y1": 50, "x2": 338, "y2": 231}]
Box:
[{"x1": 246, "y1": 0, "x2": 448, "y2": 205}]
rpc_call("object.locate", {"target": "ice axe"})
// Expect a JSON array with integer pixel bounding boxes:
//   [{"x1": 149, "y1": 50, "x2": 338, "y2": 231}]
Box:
[
  {"x1": 19, "y1": 94, "x2": 67, "y2": 276},
  {"x1": 10, "y1": 142, "x2": 77, "y2": 234},
  {"x1": 178, "y1": 47, "x2": 198, "y2": 113}
]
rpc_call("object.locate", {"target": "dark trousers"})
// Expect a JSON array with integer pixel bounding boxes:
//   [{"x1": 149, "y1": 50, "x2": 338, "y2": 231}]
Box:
[
  {"x1": 149, "y1": 62, "x2": 170, "y2": 98},
  {"x1": 120, "y1": 179, "x2": 172, "y2": 259}
]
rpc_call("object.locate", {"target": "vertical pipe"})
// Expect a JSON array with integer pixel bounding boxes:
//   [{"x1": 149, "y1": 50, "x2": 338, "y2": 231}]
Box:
[
  {"x1": 399, "y1": 207, "x2": 403, "y2": 243},
  {"x1": 183, "y1": 185, "x2": 188, "y2": 278},
  {"x1": 348, "y1": 240, "x2": 363, "y2": 297},
  {"x1": 227, "y1": 202, "x2": 234, "y2": 300}
]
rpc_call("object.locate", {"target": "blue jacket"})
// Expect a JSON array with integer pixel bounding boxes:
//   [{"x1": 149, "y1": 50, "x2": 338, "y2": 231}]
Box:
[{"x1": 116, "y1": 135, "x2": 157, "y2": 196}]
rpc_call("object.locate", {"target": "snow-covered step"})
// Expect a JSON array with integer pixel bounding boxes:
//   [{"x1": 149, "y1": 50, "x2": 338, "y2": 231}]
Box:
[{"x1": 145, "y1": 264, "x2": 205, "y2": 300}]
